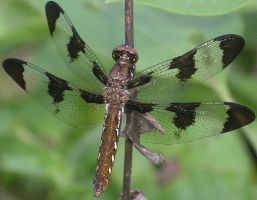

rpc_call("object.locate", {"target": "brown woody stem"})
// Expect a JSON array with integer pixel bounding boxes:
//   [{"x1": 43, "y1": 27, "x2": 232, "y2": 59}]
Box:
[
  {"x1": 125, "y1": 0, "x2": 134, "y2": 48},
  {"x1": 122, "y1": 0, "x2": 134, "y2": 199}
]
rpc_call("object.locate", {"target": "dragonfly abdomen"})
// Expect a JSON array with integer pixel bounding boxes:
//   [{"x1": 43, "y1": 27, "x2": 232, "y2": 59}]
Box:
[{"x1": 93, "y1": 103, "x2": 123, "y2": 197}]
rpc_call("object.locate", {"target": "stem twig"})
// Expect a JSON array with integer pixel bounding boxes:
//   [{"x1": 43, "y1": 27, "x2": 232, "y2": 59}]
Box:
[
  {"x1": 125, "y1": 0, "x2": 134, "y2": 47},
  {"x1": 122, "y1": 136, "x2": 133, "y2": 200},
  {"x1": 122, "y1": 0, "x2": 134, "y2": 199}
]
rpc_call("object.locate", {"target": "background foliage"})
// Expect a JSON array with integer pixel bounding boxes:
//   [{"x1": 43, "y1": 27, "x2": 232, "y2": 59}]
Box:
[{"x1": 0, "y1": 0, "x2": 257, "y2": 199}]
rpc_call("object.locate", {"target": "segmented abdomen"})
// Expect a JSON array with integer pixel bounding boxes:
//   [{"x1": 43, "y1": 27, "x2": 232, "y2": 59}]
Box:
[{"x1": 93, "y1": 103, "x2": 123, "y2": 197}]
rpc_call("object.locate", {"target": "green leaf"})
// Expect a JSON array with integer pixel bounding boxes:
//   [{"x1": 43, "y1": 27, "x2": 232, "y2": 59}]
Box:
[
  {"x1": 240, "y1": 4, "x2": 257, "y2": 45},
  {"x1": 227, "y1": 72, "x2": 257, "y2": 112},
  {"x1": 0, "y1": 134, "x2": 74, "y2": 188},
  {"x1": 0, "y1": 0, "x2": 47, "y2": 54},
  {"x1": 1, "y1": 0, "x2": 256, "y2": 199},
  {"x1": 107, "y1": 0, "x2": 254, "y2": 16}
]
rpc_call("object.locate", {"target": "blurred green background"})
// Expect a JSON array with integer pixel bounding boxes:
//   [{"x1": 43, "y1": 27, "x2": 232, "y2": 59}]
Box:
[{"x1": 0, "y1": 0, "x2": 257, "y2": 199}]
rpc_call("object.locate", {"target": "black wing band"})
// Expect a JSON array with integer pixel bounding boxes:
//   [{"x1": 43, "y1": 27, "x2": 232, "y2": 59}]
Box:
[
  {"x1": 45, "y1": 1, "x2": 108, "y2": 91},
  {"x1": 3, "y1": 58, "x2": 104, "y2": 128},
  {"x1": 125, "y1": 100, "x2": 255, "y2": 144}
]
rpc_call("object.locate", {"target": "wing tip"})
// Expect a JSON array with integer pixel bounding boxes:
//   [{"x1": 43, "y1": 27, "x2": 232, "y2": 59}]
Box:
[
  {"x1": 3, "y1": 58, "x2": 27, "y2": 70},
  {"x1": 2, "y1": 58, "x2": 27, "y2": 90},
  {"x1": 45, "y1": 1, "x2": 64, "y2": 13},
  {"x1": 45, "y1": 1, "x2": 64, "y2": 36},
  {"x1": 214, "y1": 34, "x2": 244, "y2": 41},
  {"x1": 223, "y1": 102, "x2": 255, "y2": 133},
  {"x1": 214, "y1": 34, "x2": 245, "y2": 68},
  {"x1": 225, "y1": 34, "x2": 245, "y2": 51}
]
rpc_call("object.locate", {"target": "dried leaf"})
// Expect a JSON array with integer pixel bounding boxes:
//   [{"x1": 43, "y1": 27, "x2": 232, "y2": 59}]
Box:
[
  {"x1": 130, "y1": 189, "x2": 148, "y2": 200},
  {"x1": 123, "y1": 111, "x2": 165, "y2": 143},
  {"x1": 157, "y1": 158, "x2": 181, "y2": 185},
  {"x1": 134, "y1": 142, "x2": 166, "y2": 165}
]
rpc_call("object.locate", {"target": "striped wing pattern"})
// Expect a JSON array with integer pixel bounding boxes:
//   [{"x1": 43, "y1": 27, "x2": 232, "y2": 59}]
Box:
[
  {"x1": 125, "y1": 101, "x2": 255, "y2": 145},
  {"x1": 128, "y1": 34, "x2": 245, "y2": 102},
  {"x1": 45, "y1": 1, "x2": 108, "y2": 93},
  {"x1": 2, "y1": 1, "x2": 255, "y2": 145},
  {"x1": 3, "y1": 58, "x2": 104, "y2": 128},
  {"x1": 2, "y1": 1, "x2": 256, "y2": 198}
]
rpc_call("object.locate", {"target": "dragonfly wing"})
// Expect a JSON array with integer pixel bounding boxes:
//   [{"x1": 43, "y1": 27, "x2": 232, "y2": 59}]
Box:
[
  {"x1": 45, "y1": 1, "x2": 108, "y2": 92},
  {"x1": 3, "y1": 58, "x2": 105, "y2": 128},
  {"x1": 125, "y1": 100, "x2": 255, "y2": 145},
  {"x1": 128, "y1": 34, "x2": 245, "y2": 102}
]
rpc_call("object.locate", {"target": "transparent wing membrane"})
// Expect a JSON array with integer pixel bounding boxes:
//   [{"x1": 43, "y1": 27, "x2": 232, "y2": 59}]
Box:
[
  {"x1": 45, "y1": 1, "x2": 107, "y2": 93},
  {"x1": 125, "y1": 100, "x2": 255, "y2": 145},
  {"x1": 3, "y1": 58, "x2": 105, "y2": 128},
  {"x1": 128, "y1": 34, "x2": 245, "y2": 102}
]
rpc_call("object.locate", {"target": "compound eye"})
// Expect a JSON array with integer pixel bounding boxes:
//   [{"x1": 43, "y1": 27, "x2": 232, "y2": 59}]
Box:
[
  {"x1": 112, "y1": 51, "x2": 120, "y2": 60},
  {"x1": 129, "y1": 54, "x2": 138, "y2": 63}
]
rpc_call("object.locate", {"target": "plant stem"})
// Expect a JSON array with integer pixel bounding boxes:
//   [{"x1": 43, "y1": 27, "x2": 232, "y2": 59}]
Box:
[
  {"x1": 125, "y1": 0, "x2": 134, "y2": 47},
  {"x1": 122, "y1": 136, "x2": 133, "y2": 200},
  {"x1": 122, "y1": 0, "x2": 134, "y2": 199}
]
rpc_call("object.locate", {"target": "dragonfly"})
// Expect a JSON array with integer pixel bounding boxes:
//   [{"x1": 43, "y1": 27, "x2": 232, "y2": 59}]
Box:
[{"x1": 2, "y1": 1, "x2": 255, "y2": 198}]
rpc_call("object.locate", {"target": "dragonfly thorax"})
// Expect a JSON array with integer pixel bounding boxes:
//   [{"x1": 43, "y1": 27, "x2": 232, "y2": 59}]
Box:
[
  {"x1": 104, "y1": 73, "x2": 130, "y2": 104},
  {"x1": 104, "y1": 87, "x2": 129, "y2": 104}
]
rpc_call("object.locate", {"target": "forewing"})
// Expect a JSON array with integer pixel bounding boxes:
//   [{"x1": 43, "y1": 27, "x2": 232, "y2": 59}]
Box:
[
  {"x1": 125, "y1": 101, "x2": 255, "y2": 145},
  {"x1": 3, "y1": 58, "x2": 105, "y2": 128},
  {"x1": 45, "y1": 1, "x2": 107, "y2": 92},
  {"x1": 128, "y1": 34, "x2": 245, "y2": 102}
]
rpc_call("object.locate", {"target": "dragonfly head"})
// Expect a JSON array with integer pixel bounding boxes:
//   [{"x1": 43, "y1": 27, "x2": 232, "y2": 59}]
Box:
[{"x1": 112, "y1": 45, "x2": 138, "y2": 64}]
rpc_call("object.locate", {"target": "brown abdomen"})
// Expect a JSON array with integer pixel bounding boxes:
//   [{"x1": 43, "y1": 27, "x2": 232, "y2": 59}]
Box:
[{"x1": 93, "y1": 104, "x2": 122, "y2": 197}]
